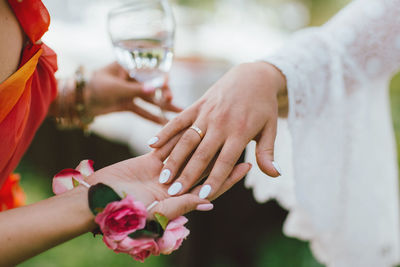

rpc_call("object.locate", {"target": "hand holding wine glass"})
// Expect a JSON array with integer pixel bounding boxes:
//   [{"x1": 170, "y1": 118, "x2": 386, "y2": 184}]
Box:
[{"x1": 108, "y1": 0, "x2": 176, "y2": 120}]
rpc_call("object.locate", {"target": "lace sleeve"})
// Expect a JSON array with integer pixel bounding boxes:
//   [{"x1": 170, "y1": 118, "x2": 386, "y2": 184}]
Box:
[
  {"x1": 267, "y1": 0, "x2": 400, "y2": 120},
  {"x1": 250, "y1": 0, "x2": 400, "y2": 266}
]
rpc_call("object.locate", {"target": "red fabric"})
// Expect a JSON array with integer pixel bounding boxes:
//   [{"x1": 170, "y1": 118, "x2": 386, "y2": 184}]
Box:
[
  {"x1": 7, "y1": 0, "x2": 50, "y2": 44},
  {"x1": 0, "y1": 0, "x2": 58, "y2": 209}
]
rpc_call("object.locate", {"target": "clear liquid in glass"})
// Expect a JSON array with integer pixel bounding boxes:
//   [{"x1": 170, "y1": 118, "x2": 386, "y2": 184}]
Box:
[{"x1": 113, "y1": 38, "x2": 173, "y2": 88}]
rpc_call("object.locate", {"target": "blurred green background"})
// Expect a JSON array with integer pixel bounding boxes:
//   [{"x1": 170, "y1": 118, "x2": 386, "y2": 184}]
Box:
[{"x1": 14, "y1": 0, "x2": 400, "y2": 266}]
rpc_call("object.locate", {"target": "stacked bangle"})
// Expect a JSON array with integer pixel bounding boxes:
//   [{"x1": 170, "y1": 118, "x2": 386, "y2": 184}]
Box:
[{"x1": 55, "y1": 66, "x2": 94, "y2": 131}]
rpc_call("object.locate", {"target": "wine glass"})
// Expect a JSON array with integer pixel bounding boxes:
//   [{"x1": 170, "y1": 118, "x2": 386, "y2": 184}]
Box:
[{"x1": 107, "y1": 0, "x2": 176, "y2": 117}]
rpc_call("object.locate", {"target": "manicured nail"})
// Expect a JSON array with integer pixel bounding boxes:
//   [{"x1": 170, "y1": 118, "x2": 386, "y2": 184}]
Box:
[
  {"x1": 168, "y1": 182, "x2": 182, "y2": 196},
  {"x1": 147, "y1": 136, "x2": 159, "y2": 146},
  {"x1": 199, "y1": 185, "x2": 212, "y2": 199},
  {"x1": 196, "y1": 203, "x2": 214, "y2": 211},
  {"x1": 272, "y1": 161, "x2": 282, "y2": 176},
  {"x1": 159, "y1": 169, "x2": 171, "y2": 184}
]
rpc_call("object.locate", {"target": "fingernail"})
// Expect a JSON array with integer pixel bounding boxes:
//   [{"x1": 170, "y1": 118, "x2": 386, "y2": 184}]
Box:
[
  {"x1": 196, "y1": 203, "x2": 214, "y2": 211},
  {"x1": 199, "y1": 185, "x2": 212, "y2": 199},
  {"x1": 159, "y1": 169, "x2": 171, "y2": 184},
  {"x1": 147, "y1": 136, "x2": 159, "y2": 146},
  {"x1": 272, "y1": 161, "x2": 282, "y2": 176},
  {"x1": 168, "y1": 182, "x2": 182, "y2": 196}
]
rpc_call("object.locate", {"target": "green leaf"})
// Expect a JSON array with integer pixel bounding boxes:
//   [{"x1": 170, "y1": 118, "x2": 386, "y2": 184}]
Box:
[
  {"x1": 129, "y1": 229, "x2": 159, "y2": 239},
  {"x1": 154, "y1": 213, "x2": 169, "y2": 230},
  {"x1": 88, "y1": 183, "x2": 122, "y2": 215},
  {"x1": 128, "y1": 221, "x2": 164, "y2": 239},
  {"x1": 72, "y1": 177, "x2": 80, "y2": 188}
]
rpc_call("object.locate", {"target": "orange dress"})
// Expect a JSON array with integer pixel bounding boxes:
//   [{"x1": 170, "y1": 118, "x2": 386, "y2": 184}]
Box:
[{"x1": 0, "y1": 0, "x2": 58, "y2": 210}]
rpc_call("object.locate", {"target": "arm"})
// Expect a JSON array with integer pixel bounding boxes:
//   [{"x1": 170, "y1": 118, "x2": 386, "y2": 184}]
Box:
[
  {"x1": 266, "y1": 0, "x2": 400, "y2": 121},
  {"x1": 48, "y1": 63, "x2": 182, "y2": 126},
  {"x1": 0, "y1": 186, "x2": 95, "y2": 265},
  {"x1": 0, "y1": 134, "x2": 251, "y2": 266},
  {"x1": 148, "y1": 0, "x2": 400, "y2": 199}
]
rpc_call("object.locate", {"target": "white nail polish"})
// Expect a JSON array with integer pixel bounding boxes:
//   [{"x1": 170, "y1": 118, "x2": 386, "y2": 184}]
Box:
[
  {"x1": 147, "y1": 136, "x2": 159, "y2": 146},
  {"x1": 199, "y1": 185, "x2": 212, "y2": 199},
  {"x1": 272, "y1": 161, "x2": 282, "y2": 176},
  {"x1": 159, "y1": 169, "x2": 171, "y2": 184},
  {"x1": 168, "y1": 182, "x2": 182, "y2": 196}
]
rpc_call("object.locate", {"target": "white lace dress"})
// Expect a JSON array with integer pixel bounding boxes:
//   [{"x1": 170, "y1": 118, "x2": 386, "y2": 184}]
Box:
[{"x1": 245, "y1": 0, "x2": 400, "y2": 266}]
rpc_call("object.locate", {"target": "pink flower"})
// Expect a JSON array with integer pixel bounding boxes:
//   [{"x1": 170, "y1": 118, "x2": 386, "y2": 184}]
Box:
[
  {"x1": 52, "y1": 160, "x2": 94, "y2": 195},
  {"x1": 95, "y1": 195, "x2": 147, "y2": 240},
  {"x1": 75, "y1": 159, "x2": 94, "y2": 176},
  {"x1": 52, "y1": 169, "x2": 84, "y2": 195},
  {"x1": 157, "y1": 216, "x2": 190, "y2": 255},
  {"x1": 104, "y1": 236, "x2": 160, "y2": 263}
]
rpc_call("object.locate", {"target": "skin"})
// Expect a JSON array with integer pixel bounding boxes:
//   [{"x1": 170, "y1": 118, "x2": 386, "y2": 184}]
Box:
[
  {"x1": 0, "y1": 133, "x2": 252, "y2": 266},
  {"x1": 0, "y1": 0, "x2": 180, "y2": 125},
  {"x1": 48, "y1": 62, "x2": 182, "y2": 125},
  {"x1": 0, "y1": 1, "x2": 247, "y2": 265},
  {"x1": 0, "y1": 0, "x2": 24, "y2": 83},
  {"x1": 150, "y1": 62, "x2": 288, "y2": 200}
]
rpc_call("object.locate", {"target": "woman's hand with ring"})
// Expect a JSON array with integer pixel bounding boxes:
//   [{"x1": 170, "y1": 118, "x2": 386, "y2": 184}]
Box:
[
  {"x1": 87, "y1": 131, "x2": 251, "y2": 220},
  {"x1": 148, "y1": 62, "x2": 287, "y2": 199}
]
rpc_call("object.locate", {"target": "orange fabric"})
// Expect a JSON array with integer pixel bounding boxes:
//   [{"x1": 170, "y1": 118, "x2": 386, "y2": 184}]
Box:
[
  {"x1": 0, "y1": 49, "x2": 42, "y2": 123},
  {"x1": 0, "y1": 174, "x2": 26, "y2": 211},
  {"x1": 0, "y1": 0, "x2": 58, "y2": 210}
]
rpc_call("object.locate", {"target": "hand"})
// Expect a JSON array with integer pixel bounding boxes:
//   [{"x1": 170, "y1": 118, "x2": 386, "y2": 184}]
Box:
[
  {"x1": 87, "y1": 132, "x2": 252, "y2": 220},
  {"x1": 86, "y1": 62, "x2": 182, "y2": 124},
  {"x1": 148, "y1": 62, "x2": 286, "y2": 200}
]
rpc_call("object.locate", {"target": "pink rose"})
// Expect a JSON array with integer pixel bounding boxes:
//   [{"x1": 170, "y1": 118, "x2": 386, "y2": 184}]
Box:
[
  {"x1": 104, "y1": 236, "x2": 159, "y2": 263},
  {"x1": 157, "y1": 216, "x2": 190, "y2": 255},
  {"x1": 95, "y1": 195, "x2": 147, "y2": 240}
]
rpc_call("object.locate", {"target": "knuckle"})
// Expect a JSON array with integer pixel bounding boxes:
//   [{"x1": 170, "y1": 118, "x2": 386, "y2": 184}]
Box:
[
  {"x1": 165, "y1": 156, "x2": 177, "y2": 168},
  {"x1": 153, "y1": 201, "x2": 166, "y2": 215},
  {"x1": 218, "y1": 155, "x2": 236, "y2": 167},
  {"x1": 170, "y1": 116, "x2": 184, "y2": 128},
  {"x1": 256, "y1": 146, "x2": 274, "y2": 158},
  {"x1": 180, "y1": 133, "x2": 195, "y2": 145},
  {"x1": 183, "y1": 195, "x2": 198, "y2": 212},
  {"x1": 194, "y1": 148, "x2": 212, "y2": 163},
  {"x1": 212, "y1": 111, "x2": 229, "y2": 126},
  {"x1": 236, "y1": 116, "x2": 249, "y2": 130}
]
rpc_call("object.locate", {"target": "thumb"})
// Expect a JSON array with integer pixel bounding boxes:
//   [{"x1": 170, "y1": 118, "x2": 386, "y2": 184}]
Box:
[
  {"x1": 151, "y1": 194, "x2": 212, "y2": 221},
  {"x1": 255, "y1": 121, "x2": 281, "y2": 177}
]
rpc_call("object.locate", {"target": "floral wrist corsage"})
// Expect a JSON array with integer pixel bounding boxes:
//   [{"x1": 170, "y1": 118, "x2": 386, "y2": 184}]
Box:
[{"x1": 52, "y1": 160, "x2": 190, "y2": 262}]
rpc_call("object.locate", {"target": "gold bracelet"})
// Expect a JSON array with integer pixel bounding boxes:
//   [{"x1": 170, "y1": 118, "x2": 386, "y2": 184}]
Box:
[
  {"x1": 74, "y1": 66, "x2": 94, "y2": 131},
  {"x1": 55, "y1": 66, "x2": 94, "y2": 132}
]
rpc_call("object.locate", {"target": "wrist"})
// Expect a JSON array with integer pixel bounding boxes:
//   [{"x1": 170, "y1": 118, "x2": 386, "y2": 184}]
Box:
[
  {"x1": 249, "y1": 61, "x2": 287, "y2": 95},
  {"x1": 239, "y1": 61, "x2": 288, "y2": 117},
  {"x1": 56, "y1": 184, "x2": 97, "y2": 233},
  {"x1": 51, "y1": 67, "x2": 94, "y2": 131}
]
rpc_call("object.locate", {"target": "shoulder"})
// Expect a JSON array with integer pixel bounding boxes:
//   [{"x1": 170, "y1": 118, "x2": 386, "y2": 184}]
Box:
[{"x1": 0, "y1": 0, "x2": 25, "y2": 83}]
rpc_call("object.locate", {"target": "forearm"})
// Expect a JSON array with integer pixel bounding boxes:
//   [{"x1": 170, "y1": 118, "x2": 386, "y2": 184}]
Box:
[{"x1": 0, "y1": 185, "x2": 95, "y2": 266}]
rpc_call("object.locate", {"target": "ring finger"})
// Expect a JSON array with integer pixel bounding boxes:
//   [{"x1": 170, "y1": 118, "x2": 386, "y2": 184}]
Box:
[
  {"x1": 158, "y1": 121, "x2": 208, "y2": 186},
  {"x1": 166, "y1": 129, "x2": 223, "y2": 196}
]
